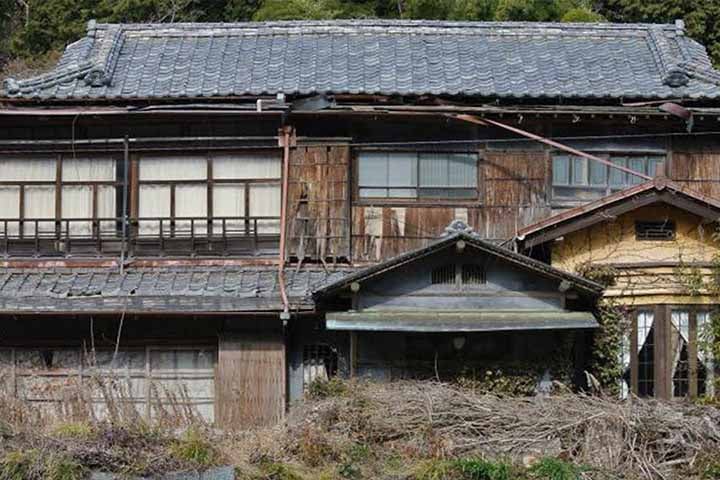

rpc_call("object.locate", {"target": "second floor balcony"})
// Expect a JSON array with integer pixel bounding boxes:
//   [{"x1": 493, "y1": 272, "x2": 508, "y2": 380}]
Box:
[{"x1": 0, "y1": 216, "x2": 280, "y2": 258}]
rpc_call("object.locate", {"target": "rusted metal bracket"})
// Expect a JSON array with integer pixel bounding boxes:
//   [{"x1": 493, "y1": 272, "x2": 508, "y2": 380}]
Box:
[{"x1": 449, "y1": 114, "x2": 652, "y2": 181}]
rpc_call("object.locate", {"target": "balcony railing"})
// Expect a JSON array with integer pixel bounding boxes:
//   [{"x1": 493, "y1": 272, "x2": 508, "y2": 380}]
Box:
[{"x1": 0, "y1": 217, "x2": 281, "y2": 258}]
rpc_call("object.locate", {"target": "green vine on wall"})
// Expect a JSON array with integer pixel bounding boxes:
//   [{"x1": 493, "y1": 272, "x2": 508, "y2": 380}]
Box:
[{"x1": 588, "y1": 300, "x2": 629, "y2": 395}]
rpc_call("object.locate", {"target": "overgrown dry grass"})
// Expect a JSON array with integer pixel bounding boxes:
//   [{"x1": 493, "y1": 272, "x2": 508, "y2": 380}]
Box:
[{"x1": 1, "y1": 377, "x2": 720, "y2": 479}]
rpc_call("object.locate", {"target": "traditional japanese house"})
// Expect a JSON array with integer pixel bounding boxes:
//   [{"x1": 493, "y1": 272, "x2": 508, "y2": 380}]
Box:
[
  {"x1": 1, "y1": 19, "x2": 720, "y2": 426},
  {"x1": 516, "y1": 178, "x2": 720, "y2": 400}
]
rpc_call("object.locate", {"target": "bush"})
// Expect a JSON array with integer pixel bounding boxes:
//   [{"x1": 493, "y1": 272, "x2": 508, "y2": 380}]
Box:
[
  {"x1": 52, "y1": 422, "x2": 93, "y2": 440},
  {"x1": 44, "y1": 454, "x2": 85, "y2": 480},
  {"x1": 307, "y1": 377, "x2": 348, "y2": 399},
  {"x1": 527, "y1": 457, "x2": 584, "y2": 480},
  {"x1": 0, "y1": 450, "x2": 41, "y2": 480},
  {"x1": 455, "y1": 458, "x2": 514, "y2": 480},
  {"x1": 169, "y1": 428, "x2": 220, "y2": 469}
]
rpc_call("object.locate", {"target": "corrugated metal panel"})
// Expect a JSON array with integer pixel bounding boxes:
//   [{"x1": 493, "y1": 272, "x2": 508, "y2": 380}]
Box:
[{"x1": 326, "y1": 310, "x2": 598, "y2": 332}]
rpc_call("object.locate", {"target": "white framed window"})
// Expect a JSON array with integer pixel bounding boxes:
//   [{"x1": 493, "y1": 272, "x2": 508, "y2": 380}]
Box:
[
  {"x1": 552, "y1": 153, "x2": 665, "y2": 202},
  {"x1": 358, "y1": 151, "x2": 478, "y2": 200}
]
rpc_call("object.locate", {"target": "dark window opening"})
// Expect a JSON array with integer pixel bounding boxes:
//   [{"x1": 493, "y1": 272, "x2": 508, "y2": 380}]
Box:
[
  {"x1": 303, "y1": 344, "x2": 339, "y2": 391},
  {"x1": 635, "y1": 220, "x2": 675, "y2": 241},
  {"x1": 432, "y1": 264, "x2": 485, "y2": 287}
]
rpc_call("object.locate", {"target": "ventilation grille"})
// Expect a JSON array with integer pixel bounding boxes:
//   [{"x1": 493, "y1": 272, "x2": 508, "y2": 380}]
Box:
[
  {"x1": 635, "y1": 220, "x2": 675, "y2": 241},
  {"x1": 462, "y1": 264, "x2": 486, "y2": 284},
  {"x1": 431, "y1": 264, "x2": 456, "y2": 285}
]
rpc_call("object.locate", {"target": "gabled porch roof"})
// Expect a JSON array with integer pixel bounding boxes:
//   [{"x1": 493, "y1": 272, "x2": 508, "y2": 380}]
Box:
[
  {"x1": 314, "y1": 220, "x2": 603, "y2": 299},
  {"x1": 516, "y1": 178, "x2": 720, "y2": 250}
]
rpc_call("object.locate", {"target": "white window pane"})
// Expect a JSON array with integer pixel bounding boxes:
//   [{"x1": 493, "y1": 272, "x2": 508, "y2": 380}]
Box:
[
  {"x1": 572, "y1": 157, "x2": 587, "y2": 185},
  {"x1": 0, "y1": 157, "x2": 56, "y2": 181},
  {"x1": 24, "y1": 186, "x2": 55, "y2": 236},
  {"x1": 249, "y1": 183, "x2": 281, "y2": 234},
  {"x1": 62, "y1": 186, "x2": 93, "y2": 236},
  {"x1": 97, "y1": 186, "x2": 117, "y2": 233},
  {"x1": 388, "y1": 188, "x2": 417, "y2": 198},
  {"x1": 589, "y1": 160, "x2": 606, "y2": 186},
  {"x1": 139, "y1": 156, "x2": 206, "y2": 181},
  {"x1": 629, "y1": 157, "x2": 645, "y2": 185},
  {"x1": 609, "y1": 157, "x2": 627, "y2": 187},
  {"x1": 213, "y1": 154, "x2": 281, "y2": 179},
  {"x1": 388, "y1": 153, "x2": 416, "y2": 187},
  {"x1": 419, "y1": 153, "x2": 448, "y2": 187},
  {"x1": 358, "y1": 153, "x2": 388, "y2": 187},
  {"x1": 213, "y1": 184, "x2": 245, "y2": 234},
  {"x1": 62, "y1": 157, "x2": 116, "y2": 181},
  {"x1": 139, "y1": 185, "x2": 170, "y2": 235},
  {"x1": 359, "y1": 188, "x2": 388, "y2": 198},
  {"x1": 552, "y1": 156, "x2": 570, "y2": 185},
  {"x1": 447, "y1": 154, "x2": 477, "y2": 188},
  {"x1": 648, "y1": 157, "x2": 665, "y2": 177},
  {"x1": 0, "y1": 187, "x2": 20, "y2": 236},
  {"x1": 175, "y1": 185, "x2": 207, "y2": 235}
]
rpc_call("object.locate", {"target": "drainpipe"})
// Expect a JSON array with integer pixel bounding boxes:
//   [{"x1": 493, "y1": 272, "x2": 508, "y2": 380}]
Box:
[
  {"x1": 120, "y1": 135, "x2": 130, "y2": 274},
  {"x1": 278, "y1": 125, "x2": 293, "y2": 321}
]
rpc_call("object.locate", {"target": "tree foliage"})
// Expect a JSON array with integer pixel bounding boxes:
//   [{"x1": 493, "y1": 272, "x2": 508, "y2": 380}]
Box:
[{"x1": 597, "y1": 0, "x2": 720, "y2": 66}]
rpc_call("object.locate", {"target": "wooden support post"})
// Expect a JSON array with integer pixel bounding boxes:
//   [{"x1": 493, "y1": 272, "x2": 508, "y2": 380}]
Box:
[
  {"x1": 630, "y1": 312, "x2": 638, "y2": 397},
  {"x1": 690, "y1": 308, "x2": 698, "y2": 399},
  {"x1": 349, "y1": 332, "x2": 357, "y2": 378},
  {"x1": 653, "y1": 304, "x2": 671, "y2": 400}
]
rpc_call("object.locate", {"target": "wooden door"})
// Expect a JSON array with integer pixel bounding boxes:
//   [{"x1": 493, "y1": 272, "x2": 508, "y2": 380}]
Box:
[{"x1": 216, "y1": 333, "x2": 286, "y2": 428}]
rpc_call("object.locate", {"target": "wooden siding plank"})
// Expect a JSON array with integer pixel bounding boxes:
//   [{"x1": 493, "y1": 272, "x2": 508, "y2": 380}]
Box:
[{"x1": 216, "y1": 333, "x2": 285, "y2": 428}]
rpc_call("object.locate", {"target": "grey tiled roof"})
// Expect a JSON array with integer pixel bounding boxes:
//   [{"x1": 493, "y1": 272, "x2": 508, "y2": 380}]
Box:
[
  {"x1": 3, "y1": 20, "x2": 720, "y2": 101},
  {"x1": 0, "y1": 267, "x2": 355, "y2": 313}
]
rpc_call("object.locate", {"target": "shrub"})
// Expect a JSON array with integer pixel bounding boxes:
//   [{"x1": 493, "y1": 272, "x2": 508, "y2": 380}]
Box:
[
  {"x1": 307, "y1": 377, "x2": 348, "y2": 399},
  {"x1": 0, "y1": 450, "x2": 41, "y2": 480},
  {"x1": 454, "y1": 458, "x2": 514, "y2": 480},
  {"x1": 527, "y1": 457, "x2": 583, "y2": 480},
  {"x1": 44, "y1": 454, "x2": 85, "y2": 480},
  {"x1": 169, "y1": 428, "x2": 220, "y2": 468},
  {"x1": 52, "y1": 422, "x2": 94, "y2": 440}
]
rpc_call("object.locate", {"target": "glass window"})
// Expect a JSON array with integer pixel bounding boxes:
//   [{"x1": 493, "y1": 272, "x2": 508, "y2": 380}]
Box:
[
  {"x1": 552, "y1": 153, "x2": 665, "y2": 201},
  {"x1": 138, "y1": 153, "x2": 281, "y2": 237},
  {"x1": 358, "y1": 151, "x2": 477, "y2": 199},
  {"x1": 637, "y1": 310, "x2": 655, "y2": 398},
  {"x1": 552, "y1": 156, "x2": 570, "y2": 185}
]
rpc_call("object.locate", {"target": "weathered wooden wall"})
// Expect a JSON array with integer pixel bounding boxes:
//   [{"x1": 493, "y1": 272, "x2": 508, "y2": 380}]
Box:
[
  {"x1": 670, "y1": 147, "x2": 720, "y2": 198},
  {"x1": 287, "y1": 145, "x2": 351, "y2": 261},
  {"x1": 350, "y1": 149, "x2": 552, "y2": 262},
  {"x1": 216, "y1": 333, "x2": 286, "y2": 428}
]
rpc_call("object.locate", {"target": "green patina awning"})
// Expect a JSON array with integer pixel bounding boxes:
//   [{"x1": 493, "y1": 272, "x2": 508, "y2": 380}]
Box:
[{"x1": 325, "y1": 310, "x2": 598, "y2": 332}]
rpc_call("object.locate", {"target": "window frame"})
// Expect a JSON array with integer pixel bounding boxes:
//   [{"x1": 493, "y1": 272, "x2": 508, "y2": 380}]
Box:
[
  {"x1": 551, "y1": 151, "x2": 666, "y2": 205},
  {"x1": 624, "y1": 305, "x2": 715, "y2": 400},
  {"x1": 353, "y1": 149, "x2": 482, "y2": 205},
  {"x1": 133, "y1": 150, "x2": 282, "y2": 237},
  {"x1": 0, "y1": 153, "x2": 123, "y2": 238}
]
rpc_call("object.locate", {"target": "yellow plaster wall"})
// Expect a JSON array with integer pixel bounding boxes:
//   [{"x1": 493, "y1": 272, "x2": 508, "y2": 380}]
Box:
[{"x1": 550, "y1": 204, "x2": 719, "y2": 305}]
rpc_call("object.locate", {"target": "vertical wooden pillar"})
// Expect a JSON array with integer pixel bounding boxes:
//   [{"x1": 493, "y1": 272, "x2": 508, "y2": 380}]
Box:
[
  {"x1": 689, "y1": 308, "x2": 698, "y2": 399},
  {"x1": 630, "y1": 312, "x2": 638, "y2": 397},
  {"x1": 653, "y1": 304, "x2": 670, "y2": 400},
  {"x1": 349, "y1": 332, "x2": 358, "y2": 378}
]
